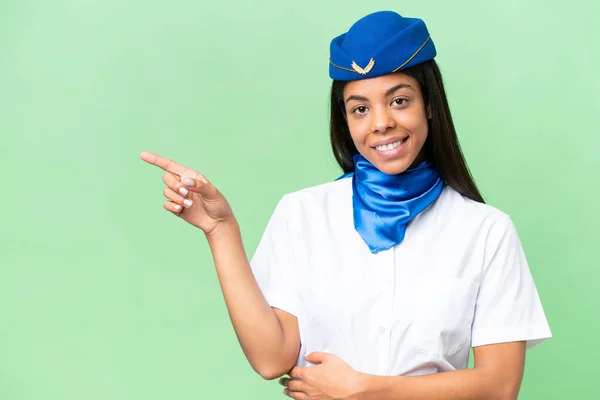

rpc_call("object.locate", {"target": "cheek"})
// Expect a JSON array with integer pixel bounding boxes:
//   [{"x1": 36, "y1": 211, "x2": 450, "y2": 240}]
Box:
[
  {"x1": 347, "y1": 119, "x2": 369, "y2": 146},
  {"x1": 397, "y1": 109, "x2": 428, "y2": 140},
  {"x1": 413, "y1": 119, "x2": 429, "y2": 142}
]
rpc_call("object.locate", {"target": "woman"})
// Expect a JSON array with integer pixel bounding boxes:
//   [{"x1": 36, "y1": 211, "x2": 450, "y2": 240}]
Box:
[{"x1": 141, "y1": 11, "x2": 551, "y2": 400}]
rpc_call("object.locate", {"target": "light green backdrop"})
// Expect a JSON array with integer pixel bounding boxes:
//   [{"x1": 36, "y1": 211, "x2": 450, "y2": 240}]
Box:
[{"x1": 1, "y1": 0, "x2": 598, "y2": 398}]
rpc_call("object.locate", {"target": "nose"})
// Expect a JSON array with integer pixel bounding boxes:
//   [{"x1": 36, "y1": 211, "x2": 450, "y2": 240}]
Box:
[{"x1": 370, "y1": 105, "x2": 396, "y2": 134}]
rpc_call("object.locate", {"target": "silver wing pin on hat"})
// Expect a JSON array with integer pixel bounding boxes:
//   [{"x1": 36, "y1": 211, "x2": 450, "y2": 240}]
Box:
[{"x1": 351, "y1": 58, "x2": 375, "y2": 75}]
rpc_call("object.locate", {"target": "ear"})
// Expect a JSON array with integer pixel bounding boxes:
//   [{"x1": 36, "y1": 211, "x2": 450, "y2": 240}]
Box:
[{"x1": 427, "y1": 104, "x2": 432, "y2": 119}]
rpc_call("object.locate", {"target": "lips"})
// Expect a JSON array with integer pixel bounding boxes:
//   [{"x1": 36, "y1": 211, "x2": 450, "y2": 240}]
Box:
[
  {"x1": 373, "y1": 137, "x2": 408, "y2": 152},
  {"x1": 371, "y1": 136, "x2": 409, "y2": 148}
]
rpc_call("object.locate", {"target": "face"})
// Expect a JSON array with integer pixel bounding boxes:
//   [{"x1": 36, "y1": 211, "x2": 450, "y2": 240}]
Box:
[{"x1": 343, "y1": 72, "x2": 430, "y2": 174}]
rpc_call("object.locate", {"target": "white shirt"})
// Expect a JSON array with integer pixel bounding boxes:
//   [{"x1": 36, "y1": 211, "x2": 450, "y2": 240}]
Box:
[{"x1": 250, "y1": 178, "x2": 552, "y2": 376}]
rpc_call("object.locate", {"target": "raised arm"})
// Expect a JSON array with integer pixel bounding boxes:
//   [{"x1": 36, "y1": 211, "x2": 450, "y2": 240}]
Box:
[{"x1": 140, "y1": 151, "x2": 300, "y2": 379}]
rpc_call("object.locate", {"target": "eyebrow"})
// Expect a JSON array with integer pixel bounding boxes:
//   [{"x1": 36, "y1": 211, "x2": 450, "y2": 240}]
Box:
[{"x1": 344, "y1": 83, "x2": 414, "y2": 104}]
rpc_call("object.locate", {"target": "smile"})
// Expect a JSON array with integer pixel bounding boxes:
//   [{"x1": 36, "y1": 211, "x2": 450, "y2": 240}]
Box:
[{"x1": 374, "y1": 138, "x2": 408, "y2": 152}]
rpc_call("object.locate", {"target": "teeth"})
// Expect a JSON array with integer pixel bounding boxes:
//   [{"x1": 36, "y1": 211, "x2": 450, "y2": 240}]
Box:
[{"x1": 375, "y1": 138, "x2": 407, "y2": 151}]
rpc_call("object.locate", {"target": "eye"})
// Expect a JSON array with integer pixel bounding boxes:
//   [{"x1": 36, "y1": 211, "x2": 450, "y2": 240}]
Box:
[
  {"x1": 392, "y1": 98, "x2": 408, "y2": 106},
  {"x1": 352, "y1": 106, "x2": 368, "y2": 114}
]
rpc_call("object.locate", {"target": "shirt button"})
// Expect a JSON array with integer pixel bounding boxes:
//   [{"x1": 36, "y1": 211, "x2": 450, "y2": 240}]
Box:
[{"x1": 378, "y1": 326, "x2": 386, "y2": 334}]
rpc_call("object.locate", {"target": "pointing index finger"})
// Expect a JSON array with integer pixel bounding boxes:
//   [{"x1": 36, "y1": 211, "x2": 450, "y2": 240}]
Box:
[{"x1": 140, "y1": 151, "x2": 187, "y2": 176}]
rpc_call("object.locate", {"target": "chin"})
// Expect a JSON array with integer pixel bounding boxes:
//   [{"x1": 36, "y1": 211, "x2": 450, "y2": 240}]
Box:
[{"x1": 372, "y1": 158, "x2": 416, "y2": 175}]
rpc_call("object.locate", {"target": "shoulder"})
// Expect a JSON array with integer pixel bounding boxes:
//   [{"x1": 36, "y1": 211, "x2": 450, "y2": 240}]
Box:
[
  {"x1": 280, "y1": 177, "x2": 352, "y2": 210},
  {"x1": 425, "y1": 185, "x2": 519, "y2": 246},
  {"x1": 416, "y1": 186, "x2": 525, "y2": 276},
  {"x1": 270, "y1": 178, "x2": 354, "y2": 234},
  {"x1": 436, "y1": 184, "x2": 510, "y2": 224}
]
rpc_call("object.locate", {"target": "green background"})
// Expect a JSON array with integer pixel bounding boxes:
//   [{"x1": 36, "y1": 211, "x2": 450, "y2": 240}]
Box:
[{"x1": 1, "y1": 0, "x2": 598, "y2": 398}]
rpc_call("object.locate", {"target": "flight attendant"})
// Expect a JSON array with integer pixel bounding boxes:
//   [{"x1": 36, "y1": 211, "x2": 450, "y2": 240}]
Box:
[{"x1": 141, "y1": 10, "x2": 551, "y2": 400}]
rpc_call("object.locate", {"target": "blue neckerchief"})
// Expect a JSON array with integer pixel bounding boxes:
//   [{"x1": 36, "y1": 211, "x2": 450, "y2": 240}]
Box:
[{"x1": 336, "y1": 154, "x2": 443, "y2": 253}]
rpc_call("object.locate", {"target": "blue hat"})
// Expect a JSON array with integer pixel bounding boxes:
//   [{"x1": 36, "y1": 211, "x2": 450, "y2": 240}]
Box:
[{"x1": 329, "y1": 11, "x2": 436, "y2": 81}]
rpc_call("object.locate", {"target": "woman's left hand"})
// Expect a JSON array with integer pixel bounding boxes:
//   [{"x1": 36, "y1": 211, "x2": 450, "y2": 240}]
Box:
[{"x1": 279, "y1": 352, "x2": 364, "y2": 399}]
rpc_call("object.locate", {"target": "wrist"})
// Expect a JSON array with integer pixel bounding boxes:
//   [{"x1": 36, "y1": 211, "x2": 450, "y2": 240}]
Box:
[
  {"x1": 349, "y1": 373, "x2": 401, "y2": 400},
  {"x1": 348, "y1": 372, "x2": 371, "y2": 400},
  {"x1": 205, "y1": 215, "x2": 239, "y2": 242}
]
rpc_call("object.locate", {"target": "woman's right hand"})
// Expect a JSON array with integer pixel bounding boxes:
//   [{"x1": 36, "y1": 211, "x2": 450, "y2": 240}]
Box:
[{"x1": 140, "y1": 151, "x2": 234, "y2": 236}]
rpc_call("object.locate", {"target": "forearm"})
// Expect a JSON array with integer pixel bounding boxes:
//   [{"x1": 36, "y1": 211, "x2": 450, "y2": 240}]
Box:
[
  {"x1": 206, "y1": 217, "x2": 295, "y2": 379},
  {"x1": 354, "y1": 368, "x2": 520, "y2": 400}
]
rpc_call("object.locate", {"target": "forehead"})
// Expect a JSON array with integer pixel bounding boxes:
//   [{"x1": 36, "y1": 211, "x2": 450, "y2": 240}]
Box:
[{"x1": 343, "y1": 72, "x2": 419, "y2": 97}]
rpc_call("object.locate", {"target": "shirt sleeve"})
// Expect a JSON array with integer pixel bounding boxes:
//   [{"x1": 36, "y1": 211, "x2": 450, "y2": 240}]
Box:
[
  {"x1": 249, "y1": 194, "x2": 299, "y2": 316},
  {"x1": 471, "y1": 214, "x2": 552, "y2": 349}
]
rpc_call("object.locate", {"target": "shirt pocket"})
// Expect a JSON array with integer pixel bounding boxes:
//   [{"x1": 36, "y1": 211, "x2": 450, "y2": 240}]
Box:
[{"x1": 401, "y1": 277, "x2": 479, "y2": 358}]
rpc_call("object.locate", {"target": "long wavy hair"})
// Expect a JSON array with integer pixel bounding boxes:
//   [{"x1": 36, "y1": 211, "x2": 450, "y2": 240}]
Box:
[{"x1": 329, "y1": 59, "x2": 485, "y2": 203}]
